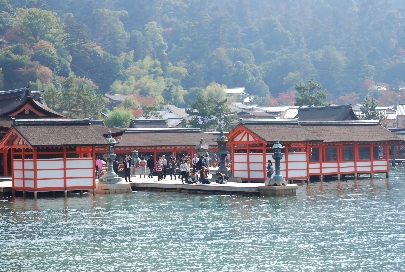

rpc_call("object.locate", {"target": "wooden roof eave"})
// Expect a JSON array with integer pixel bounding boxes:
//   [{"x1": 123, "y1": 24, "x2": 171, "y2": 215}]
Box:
[
  {"x1": 226, "y1": 124, "x2": 267, "y2": 145},
  {"x1": 0, "y1": 128, "x2": 32, "y2": 150}
]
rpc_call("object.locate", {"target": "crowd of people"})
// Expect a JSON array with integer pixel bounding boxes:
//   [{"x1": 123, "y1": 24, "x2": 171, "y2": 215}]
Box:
[
  {"x1": 97, "y1": 152, "x2": 233, "y2": 184},
  {"x1": 147, "y1": 153, "x2": 213, "y2": 184}
]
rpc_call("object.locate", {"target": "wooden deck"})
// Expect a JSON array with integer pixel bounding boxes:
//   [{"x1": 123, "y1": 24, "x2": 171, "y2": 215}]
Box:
[{"x1": 0, "y1": 176, "x2": 264, "y2": 196}]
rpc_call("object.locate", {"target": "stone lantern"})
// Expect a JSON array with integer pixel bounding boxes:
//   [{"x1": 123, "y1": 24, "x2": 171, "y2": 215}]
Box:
[
  {"x1": 195, "y1": 138, "x2": 209, "y2": 157},
  {"x1": 99, "y1": 131, "x2": 121, "y2": 184},
  {"x1": 213, "y1": 130, "x2": 231, "y2": 176},
  {"x1": 271, "y1": 139, "x2": 285, "y2": 186},
  {"x1": 258, "y1": 139, "x2": 298, "y2": 196}
]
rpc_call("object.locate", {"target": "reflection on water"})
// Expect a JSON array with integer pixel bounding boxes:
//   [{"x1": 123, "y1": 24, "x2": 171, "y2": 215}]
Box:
[{"x1": 1, "y1": 170, "x2": 405, "y2": 271}]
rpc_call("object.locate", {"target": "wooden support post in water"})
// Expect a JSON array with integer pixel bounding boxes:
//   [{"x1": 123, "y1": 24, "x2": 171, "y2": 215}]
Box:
[{"x1": 34, "y1": 191, "x2": 37, "y2": 199}]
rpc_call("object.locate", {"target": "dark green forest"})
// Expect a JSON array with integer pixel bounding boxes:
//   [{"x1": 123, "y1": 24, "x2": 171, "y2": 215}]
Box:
[{"x1": 1, "y1": 0, "x2": 405, "y2": 116}]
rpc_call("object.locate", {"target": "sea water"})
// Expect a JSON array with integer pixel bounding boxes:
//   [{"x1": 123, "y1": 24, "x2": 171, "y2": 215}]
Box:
[{"x1": 0, "y1": 169, "x2": 405, "y2": 271}]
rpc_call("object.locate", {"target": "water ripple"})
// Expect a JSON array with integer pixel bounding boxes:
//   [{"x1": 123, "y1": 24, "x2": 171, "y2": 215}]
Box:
[{"x1": 0, "y1": 175, "x2": 404, "y2": 271}]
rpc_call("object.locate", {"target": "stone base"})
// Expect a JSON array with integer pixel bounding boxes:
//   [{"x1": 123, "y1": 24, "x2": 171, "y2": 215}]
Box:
[
  {"x1": 228, "y1": 177, "x2": 242, "y2": 183},
  {"x1": 258, "y1": 184, "x2": 298, "y2": 196},
  {"x1": 96, "y1": 182, "x2": 132, "y2": 194},
  {"x1": 99, "y1": 174, "x2": 122, "y2": 184}
]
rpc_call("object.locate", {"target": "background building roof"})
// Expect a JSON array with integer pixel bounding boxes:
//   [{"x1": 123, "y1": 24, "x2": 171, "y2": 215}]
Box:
[
  {"x1": 118, "y1": 128, "x2": 216, "y2": 147},
  {"x1": 12, "y1": 119, "x2": 108, "y2": 147},
  {"x1": 294, "y1": 105, "x2": 358, "y2": 121}
]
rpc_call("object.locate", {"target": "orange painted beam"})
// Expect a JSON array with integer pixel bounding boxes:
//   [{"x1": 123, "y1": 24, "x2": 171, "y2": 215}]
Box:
[{"x1": 33, "y1": 148, "x2": 37, "y2": 191}]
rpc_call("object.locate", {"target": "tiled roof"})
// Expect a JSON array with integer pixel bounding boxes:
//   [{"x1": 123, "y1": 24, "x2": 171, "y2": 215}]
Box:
[
  {"x1": 295, "y1": 105, "x2": 358, "y2": 121},
  {"x1": 0, "y1": 96, "x2": 64, "y2": 117},
  {"x1": 14, "y1": 119, "x2": 108, "y2": 146},
  {"x1": 243, "y1": 124, "x2": 322, "y2": 142},
  {"x1": 105, "y1": 94, "x2": 127, "y2": 102},
  {"x1": 302, "y1": 124, "x2": 401, "y2": 143},
  {"x1": 130, "y1": 119, "x2": 167, "y2": 128},
  {"x1": 232, "y1": 120, "x2": 401, "y2": 143},
  {"x1": 91, "y1": 125, "x2": 125, "y2": 138},
  {"x1": 0, "y1": 119, "x2": 13, "y2": 129},
  {"x1": 117, "y1": 130, "x2": 217, "y2": 147},
  {"x1": 166, "y1": 105, "x2": 189, "y2": 119},
  {"x1": 0, "y1": 88, "x2": 26, "y2": 110}
]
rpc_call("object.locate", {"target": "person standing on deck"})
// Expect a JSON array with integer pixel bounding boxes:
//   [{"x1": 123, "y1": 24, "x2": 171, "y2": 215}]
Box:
[
  {"x1": 96, "y1": 157, "x2": 104, "y2": 179},
  {"x1": 147, "y1": 156, "x2": 154, "y2": 178},
  {"x1": 213, "y1": 153, "x2": 218, "y2": 167},
  {"x1": 124, "y1": 155, "x2": 132, "y2": 182},
  {"x1": 192, "y1": 154, "x2": 199, "y2": 172},
  {"x1": 155, "y1": 157, "x2": 163, "y2": 181},
  {"x1": 265, "y1": 160, "x2": 274, "y2": 185},
  {"x1": 113, "y1": 157, "x2": 119, "y2": 174},
  {"x1": 139, "y1": 157, "x2": 147, "y2": 178},
  {"x1": 179, "y1": 160, "x2": 189, "y2": 184},
  {"x1": 168, "y1": 157, "x2": 177, "y2": 180},
  {"x1": 161, "y1": 155, "x2": 167, "y2": 179}
]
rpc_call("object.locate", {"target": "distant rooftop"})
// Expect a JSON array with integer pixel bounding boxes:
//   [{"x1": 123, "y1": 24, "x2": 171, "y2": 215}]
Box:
[
  {"x1": 295, "y1": 105, "x2": 358, "y2": 121},
  {"x1": 225, "y1": 87, "x2": 246, "y2": 94}
]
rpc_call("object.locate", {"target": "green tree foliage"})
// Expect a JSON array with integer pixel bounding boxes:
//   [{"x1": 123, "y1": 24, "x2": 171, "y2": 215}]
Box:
[
  {"x1": 360, "y1": 95, "x2": 385, "y2": 122},
  {"x1": 121, "y1": 96, "x2": 140, "y2": 110},
  {"x1": 93, "y1": 9, "x2": 129, "y2": 55},
  {"x1": 0, "y1": 44, "x2": 30, "y2": 89},
  {"x1": 294, "y1": 79, "x2": 329, "y2": 106},
  {"x1": 144, "y1": 21, "x2": 168, "y2": 60},
  {"x1": 1, "y1": 0, "x2": 405, "y2": 107},
  {"x1": 141, "y1": 103, "x2": 161, "y2": 119},
  {"x1": 186, "y1": 92, "x2": 237, "y2": 132},
  {"x1": 12, "y1": 8, "x2": 65, "y2": 45},
  {"x1": 31, "y1": 48, "x2": 59, "y2": 71},
  {"x1": 105, "y1": 107, "x2": 134, "y2": 128},
  {"x1": 43, "y1": 76, "x2": 106, "y2": 119}
]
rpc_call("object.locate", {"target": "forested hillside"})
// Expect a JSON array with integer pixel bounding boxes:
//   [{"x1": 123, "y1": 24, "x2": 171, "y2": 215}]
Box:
[{"x1": 1, "y1": 0, "x2": 405, "y2": 115}]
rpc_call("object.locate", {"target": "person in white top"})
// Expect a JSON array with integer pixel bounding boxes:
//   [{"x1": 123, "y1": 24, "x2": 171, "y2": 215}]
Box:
[
  {"x1": 161, "y1": 155, "x2": 167, "y2": 179},
  {"x1": 191, "y1": 154, "x2": 199, "y2": 171},
  {"x1": 179, "y1": 160, "x2": 189, "y2": 184}
]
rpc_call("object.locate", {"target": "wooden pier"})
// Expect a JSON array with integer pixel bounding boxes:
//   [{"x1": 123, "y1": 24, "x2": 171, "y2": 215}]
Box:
[{"x1": 0, "y1": 177, "x2": 265, "y2": 197}]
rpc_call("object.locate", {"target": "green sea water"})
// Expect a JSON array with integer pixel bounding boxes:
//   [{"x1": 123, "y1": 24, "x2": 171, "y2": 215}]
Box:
[{"x1": 0, "y1": 169, "x2": 405, "y2": 271}]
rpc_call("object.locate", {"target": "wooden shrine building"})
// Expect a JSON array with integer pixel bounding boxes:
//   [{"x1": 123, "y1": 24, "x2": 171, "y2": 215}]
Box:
[
  {"x1": 116, "y1": 128, "x2": 217, "y2": 160},
  {"x1": 0, "y1": 119, "x2": 109, "y2": 194},
  {"x1": 226, "y1": 120, "x2": 402, "y2": 181},
  {"x1": 0, "y1": 87, "x2": 65, "y2": 176}
]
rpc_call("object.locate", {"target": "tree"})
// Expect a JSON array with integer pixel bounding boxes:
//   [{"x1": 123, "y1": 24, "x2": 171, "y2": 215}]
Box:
[
  {"x1": 93, "y1": 9, "x2": 129, "y2": 55},
  {"x1": 105, "y1": 107, "x2": 133, "y2": 128},
  {"x1": 360, "y1": 95, "x2": 385, "y2": 122},
  {"x1": 43, "y1": 76, "x2": 106, "y2": 119},
  {"x1": 294, "y1": 78, "x2": 329, "y2": 106},
  {"x1": 121, "y1": 96, "x2": 140, "y2": 110},
  {"x1": 202, "y1": 82, "x2": 227, "y2": 101},
  {"x1": 12, "y1": 8, "x2": 65, "y2": 45},
  {"x1": 144, "y1": 21, "x2": 168, "y2": 60},
  {"x1": 186, "y1": 92, "x2": 236, "y2": 132},
  {"x1": 142, "y1": 103, "x2": 161, "y2": 119}
]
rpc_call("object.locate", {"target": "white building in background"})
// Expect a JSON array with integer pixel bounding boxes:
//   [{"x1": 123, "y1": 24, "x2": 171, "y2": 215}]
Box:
[{"x1": 225, "y1": 87, "x2": 249, "y2": 103}]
